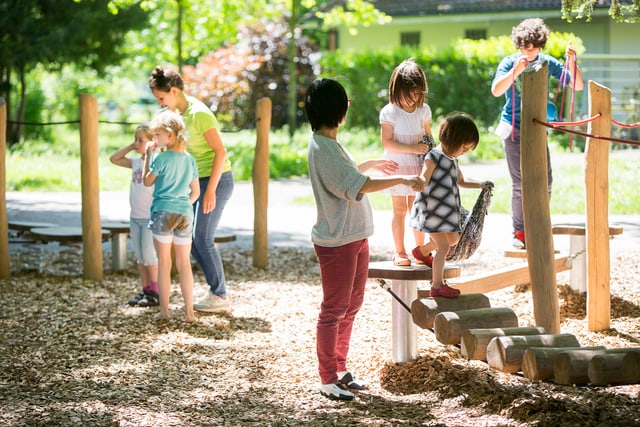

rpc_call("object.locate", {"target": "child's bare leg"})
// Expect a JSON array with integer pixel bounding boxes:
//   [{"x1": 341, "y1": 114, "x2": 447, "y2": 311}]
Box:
[
  {"x1": 138, "y1": 263, "x2": 148, "y2": 290},
  {"x1": 391, "y1": 196, "x2": 409, "y2": 255},
  {"x1": 145, "y1": 263, "x2": 158, "y2": 289},
  {"x1": 430, "y1": 233, "x2": 450, "y2": 289},
  {"x1": 154, "y1": 239, "x2": 173, "y2": 320},
  {"x1": 174, "y1": 243, "x2": 195, "y2": 323}
]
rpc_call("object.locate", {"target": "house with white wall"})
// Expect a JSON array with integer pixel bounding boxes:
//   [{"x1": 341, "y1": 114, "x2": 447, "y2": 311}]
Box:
[{"x1": 330, "y1": 0, "x2": 640, "y2": 121}]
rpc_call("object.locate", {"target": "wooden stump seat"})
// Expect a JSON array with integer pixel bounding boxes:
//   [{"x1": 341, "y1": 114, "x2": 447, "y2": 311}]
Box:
[
  {"x1": 552, "y1": 222, "x2": 623, "y2": 293},
  {"x1": 368, "y1": 261, "x2": 461, "y2": 364}
]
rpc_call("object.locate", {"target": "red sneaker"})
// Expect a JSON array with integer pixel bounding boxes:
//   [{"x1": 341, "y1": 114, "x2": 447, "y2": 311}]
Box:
[
  {"x1": 513, "y1": 230, "x2": 525, "y2": 249},
  {"x1": 412, "y1": 247, "x2": 433, "y2": 267},
  {"x1": 430, "y1": 283, "x2": 460, "y2": 298}
]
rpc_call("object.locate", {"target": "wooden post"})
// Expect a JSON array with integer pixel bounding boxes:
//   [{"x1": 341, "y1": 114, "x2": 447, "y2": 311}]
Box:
[
  {"x1": 253, "y1": 97, "x2": 271, "y2": 268},
  {"x1": 584, "y1": 81, "x2": 612, "y2": 331},
  {"x1": 79, "y1": 94, "x2": 103, "y2": 281},
  {"x1": 521, "y1": 62, "x2": 559, "y2": 333},
  {"x1": 0, "y1": 97, "x2": 9, "y2": 279}
]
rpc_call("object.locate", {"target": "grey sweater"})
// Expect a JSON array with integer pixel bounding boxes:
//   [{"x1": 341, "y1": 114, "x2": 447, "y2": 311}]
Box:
[{"x1": 307, "y1": 134, "x2": 373, "y2": 247}]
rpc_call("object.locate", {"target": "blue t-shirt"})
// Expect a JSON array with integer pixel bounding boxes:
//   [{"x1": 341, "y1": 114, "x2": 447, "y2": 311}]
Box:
[
  {"x1": 493, "y1": 53, "x2": 572, "y2": 128},
  {"x1": 149, "y1": 150, "x2": 199, "y2": 219}
]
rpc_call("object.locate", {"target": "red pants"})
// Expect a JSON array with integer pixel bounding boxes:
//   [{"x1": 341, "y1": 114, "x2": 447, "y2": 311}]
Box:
[{"x1": 314, "y1": 239, "x2": 369, "y2": 385}]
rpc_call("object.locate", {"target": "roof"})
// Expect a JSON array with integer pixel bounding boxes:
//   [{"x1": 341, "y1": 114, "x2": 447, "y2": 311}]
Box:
[{"x1": 366, "y1": 0, "x2": 615, "y2": 17}]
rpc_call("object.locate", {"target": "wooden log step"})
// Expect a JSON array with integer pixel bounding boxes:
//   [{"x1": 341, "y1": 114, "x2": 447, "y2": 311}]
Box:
[
  {"x1": 554, "y1": 347, "x2": 640, "y2": 385},
  {"x1": 461, "y1": 326, "x2": 546, "y2": 361},
  {"x1": 521, "y1": 346, "x2": 605, "y2": 381},
  {"x1": 588, "y1": 349, "x2": 640, "y2": 386},
  {"x1": 411, "y1": 293, "x2": 491, "y2": 330},
  {"x1": 486, "y1": 333, "x2": 580, "y2": 374},
  {"x1": 433, "y1": 307, "x2": 518, "y2": 346}
]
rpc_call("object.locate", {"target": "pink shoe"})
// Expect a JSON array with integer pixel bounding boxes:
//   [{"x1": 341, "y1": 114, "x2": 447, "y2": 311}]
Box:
[
  {"x1": 429, "y1": 282, "x2": 460, "y2": 298},
  {"x1": 392, "y1": 253, "x2": 411, "y2": 266},
  {"x1": 411, "y1": 247, "x2": 433, "y2": 267}
]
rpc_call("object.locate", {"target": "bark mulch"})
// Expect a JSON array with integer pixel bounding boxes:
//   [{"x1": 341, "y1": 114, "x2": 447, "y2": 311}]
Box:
[{"x1": 1, "y1": 244, "x2": 639, "y2": 426}]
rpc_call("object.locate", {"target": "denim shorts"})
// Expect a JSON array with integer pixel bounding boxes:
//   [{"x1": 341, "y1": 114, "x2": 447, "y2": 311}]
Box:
[{"x1": 149, "y1": 211, "x2": 193, "y2": 245}]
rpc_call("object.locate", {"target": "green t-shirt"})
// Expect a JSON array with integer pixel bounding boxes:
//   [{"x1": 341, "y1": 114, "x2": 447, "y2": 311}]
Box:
[{"x1": 183, "y1": 95, "x2": 232, "y2": 177}]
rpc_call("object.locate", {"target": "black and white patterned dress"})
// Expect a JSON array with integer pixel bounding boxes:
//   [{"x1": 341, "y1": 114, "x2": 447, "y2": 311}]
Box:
[{"x1": 410, "y1": 148, "x2": 464, "y2": 233}]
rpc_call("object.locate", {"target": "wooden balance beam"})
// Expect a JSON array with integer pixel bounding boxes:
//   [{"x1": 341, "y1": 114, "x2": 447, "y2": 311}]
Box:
[{"x1": 448, "y1": 253, "x2": 571, "y2": 295}]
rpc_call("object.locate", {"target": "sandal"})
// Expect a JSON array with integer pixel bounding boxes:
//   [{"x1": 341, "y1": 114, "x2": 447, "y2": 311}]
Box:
[
  {"x1": 411, "y1": 247, "x2": 433, "y2": 267},
  {"x1": 429, "y1": 282, "x2": 460, "y2": 298},
  {"x1": 392, "y1": 253, "x2": 411, "y2": 266}
]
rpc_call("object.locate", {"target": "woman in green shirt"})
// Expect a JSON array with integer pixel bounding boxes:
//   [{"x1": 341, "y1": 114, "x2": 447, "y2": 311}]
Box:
[{"x1": 149, "y1": 66, "x2": 234, "y2": 313}]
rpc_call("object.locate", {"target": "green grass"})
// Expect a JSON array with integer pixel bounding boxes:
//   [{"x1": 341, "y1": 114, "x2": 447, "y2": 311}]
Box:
[{"x1": 6, "y1": 124, "x2": 640, "y2": 215}]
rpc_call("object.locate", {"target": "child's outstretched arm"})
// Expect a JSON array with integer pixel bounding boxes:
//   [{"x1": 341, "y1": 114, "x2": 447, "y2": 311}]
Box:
[
  {"x1": 109, "y1": 143, "x2": 135, "y2": 168},
  {"x1": 357, "y1": 159, "x2": 399, "y2": 175},
  {"x1": 458, "y1": 168, "x2": 494, "y2": 190}
]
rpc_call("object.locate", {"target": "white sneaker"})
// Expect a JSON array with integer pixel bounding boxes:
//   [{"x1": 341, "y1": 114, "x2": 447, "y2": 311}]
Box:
[
  {"x1": 193, "y1": 292, "x2": 231, "y2": 313},
  {"x1": 319, "y1": 383, "x2": 354, "y2": 401}
]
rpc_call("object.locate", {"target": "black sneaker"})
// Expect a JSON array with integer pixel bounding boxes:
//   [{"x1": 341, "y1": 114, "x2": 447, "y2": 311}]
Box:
[
  {"x1": 128, "y1": 291, "x2": 146, "y2": 306},
  {"x1": 137, "y1": 291, "x2": 159, "y2": 307},
  {"x1": 339, "y1": 372, "x2": 368, "y2": 390}
]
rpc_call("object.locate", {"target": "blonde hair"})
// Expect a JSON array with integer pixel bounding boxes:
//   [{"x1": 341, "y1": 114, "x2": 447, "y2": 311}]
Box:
[
  {"x1": 135, "y1": 122, "x2": 154, "y2": 141},
  {"x1": 151, "y1": 110, "x2": 186, "y2": 145}
]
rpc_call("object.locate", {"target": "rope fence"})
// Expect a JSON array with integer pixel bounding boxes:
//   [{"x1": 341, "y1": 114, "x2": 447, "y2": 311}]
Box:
[
  {"x1": 534, "y1": 114, "x2": 640, "y2": 147},
  {"x1": 7, "y1": 119, "x2": 140, "y2": 126}
]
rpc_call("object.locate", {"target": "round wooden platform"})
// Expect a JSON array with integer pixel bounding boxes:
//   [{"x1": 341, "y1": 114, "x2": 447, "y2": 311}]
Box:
[{"x1": 368, "y1": 261, "x2": 461, "y2": 281}]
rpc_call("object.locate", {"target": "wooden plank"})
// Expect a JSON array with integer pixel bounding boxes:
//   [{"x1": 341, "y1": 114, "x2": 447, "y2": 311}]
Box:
[
  {"x1": 449, "y1": 254, "x2": 570, "y2": 295},
  {"x1": 585, "y1": 81, "x2": 612, "y2": 331},
  {"x1": 29, "y1": 227, "x2": 110, "y2": 244},
  {"x1": 552, "y1": 223, "x2": 623, "y2": 236},
  {"x1": 8, "y1": 220, "x2": 58, "y2": 232}
]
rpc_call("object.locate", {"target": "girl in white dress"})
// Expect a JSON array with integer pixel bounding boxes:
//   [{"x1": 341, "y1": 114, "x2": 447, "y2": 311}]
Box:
[{"x1": 380, "y1": 59, "x2": 435, "y2": 266}]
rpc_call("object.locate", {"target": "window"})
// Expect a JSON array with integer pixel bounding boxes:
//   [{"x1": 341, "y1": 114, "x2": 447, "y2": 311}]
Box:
[
  {"x1": 465, "y1": 29, "x2": 487, "y2": 40},
  {"x1": 400, "y1": 32, "x2": 421, "y2": 46}
]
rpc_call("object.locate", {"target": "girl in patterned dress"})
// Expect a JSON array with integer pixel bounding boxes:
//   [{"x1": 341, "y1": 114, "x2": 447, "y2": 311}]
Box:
[
  {"x1": 410, "y1": 114, "x2": 494, "y2": 297},
  {"x1": 380, "y1": 59, "x2": 435, "y2": 266}
]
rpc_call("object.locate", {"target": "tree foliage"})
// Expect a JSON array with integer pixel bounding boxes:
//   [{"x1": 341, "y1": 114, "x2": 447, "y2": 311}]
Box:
[
  {"x1": 0, "y1": 0, "x2": 148, "y2": 143},
  {"x1": 561, "y1": 0, "x2": 640, "y2": 22},
  {"x1": 182, "y1": 20, "x2": 318, "y2": 130}
]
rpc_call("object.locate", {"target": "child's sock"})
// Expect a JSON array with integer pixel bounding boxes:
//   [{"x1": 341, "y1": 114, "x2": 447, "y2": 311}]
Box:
[{"x1": 147, "y1": 281, "x2": 159, "y2": 294}]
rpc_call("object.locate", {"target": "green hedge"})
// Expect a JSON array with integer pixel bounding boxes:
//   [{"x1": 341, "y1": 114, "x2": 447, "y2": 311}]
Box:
[{"x1": 317, "y1": 33, "x2": 584, "y2": 129}]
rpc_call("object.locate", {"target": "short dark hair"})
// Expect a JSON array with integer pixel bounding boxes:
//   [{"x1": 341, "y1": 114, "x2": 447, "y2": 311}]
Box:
[
  {"x1": 148, "y1": 65, "x2": 184, "y2": 92},
  {"x1": 511, "y1": 18, "x2": 549, "y2": 49},
  {"x1": 438, "y1": 113, "x2": 479, "y2": 152},
  {"x1": 388, "y1": 59, "x2": 427, "y2": 106},
  {"x1": 304, "y1": 79, "x2": 349, "y2": 131}
]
